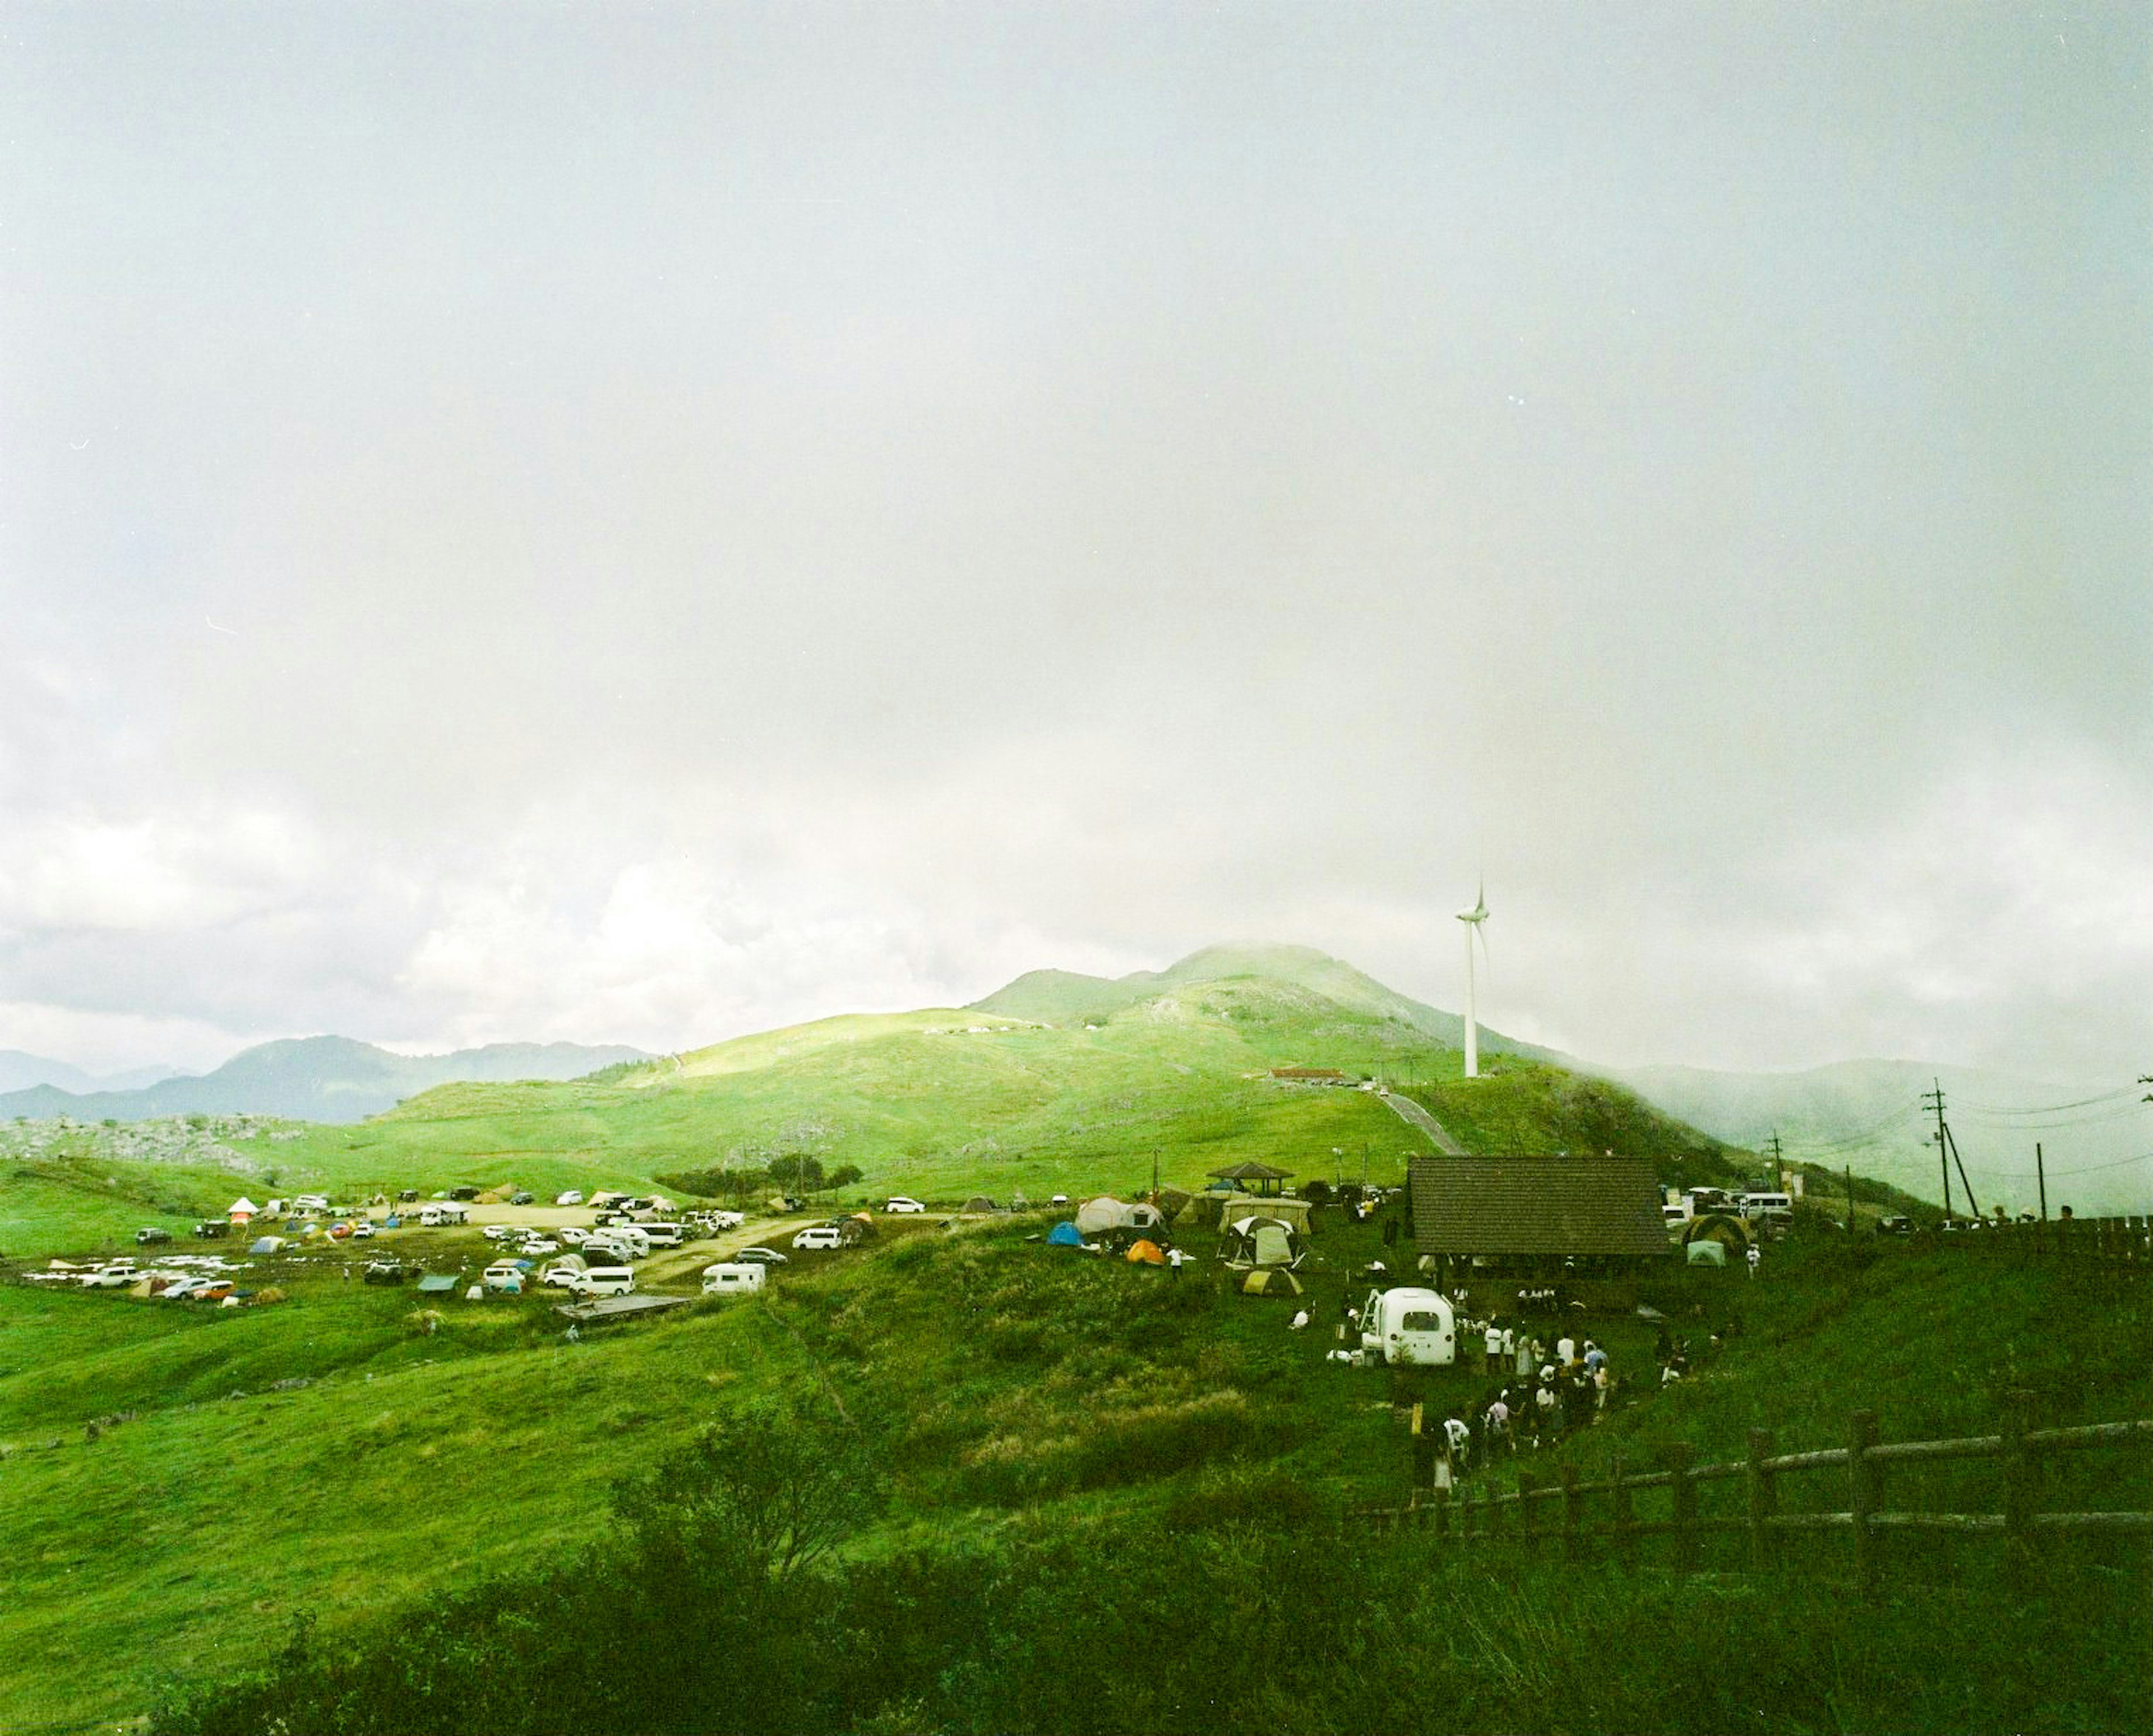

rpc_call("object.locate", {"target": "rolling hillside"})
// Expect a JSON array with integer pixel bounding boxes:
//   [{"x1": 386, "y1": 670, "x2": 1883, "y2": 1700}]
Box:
[{"x1": 188, "y1": 949, "x2": 1732, "y2": 1218}]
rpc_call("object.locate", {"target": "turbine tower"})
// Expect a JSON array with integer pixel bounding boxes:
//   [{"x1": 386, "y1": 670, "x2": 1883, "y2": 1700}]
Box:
[{"x1": 1457, "y1": 882, "x2": 1490, "y2": 1079}]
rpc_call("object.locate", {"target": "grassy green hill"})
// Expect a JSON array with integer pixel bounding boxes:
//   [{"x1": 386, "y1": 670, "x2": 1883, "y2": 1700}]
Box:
[{"x1": 8, "y1": 1199, "x2": 2141, "y2": 1733}]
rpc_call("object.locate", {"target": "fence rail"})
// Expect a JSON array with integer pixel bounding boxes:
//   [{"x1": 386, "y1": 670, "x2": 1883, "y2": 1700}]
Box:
[
  {"x1": 1923, "y1": 1213, "x2": 2152, "y2": 1268},
  {"x1": 1352, "y1": 1406, "x2": 2153, "y2": 1586}
]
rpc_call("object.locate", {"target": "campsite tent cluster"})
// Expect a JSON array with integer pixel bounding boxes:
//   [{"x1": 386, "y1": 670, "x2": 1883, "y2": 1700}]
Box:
[{"x1": 1043, "y1": 1194, "x2": 1307, "y2": 1296}]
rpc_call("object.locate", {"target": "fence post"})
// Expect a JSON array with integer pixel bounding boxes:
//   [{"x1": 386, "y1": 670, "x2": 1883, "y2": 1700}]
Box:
[
  {"x1": 1849, "y1": 1410, "x2": 1879, "y2": 1592},
  {"x1": 2002, "y1": 1391, "x2": 2034, "y2": 1590},
  {"x1": 1517, "y1": 1469, "x2": 1540, "y2": 1556},
  {"x1": 1561, "y1": 1462, "x2": 1582, "y2": 1565},
  {"x1": 1664, "y1": 1442, "x2": 1699, "y2": 1573},
  {"x1": 1746, "y1": 1428, "x2": 1777, "y2": 1575},
  {"x1": 1481, "y1": 1480, "x2": 1497, "y2": 1541},
  {"x1": 1434, "y1": 1485, "x2": 1450, "y2": 1539},
  {"x1": 1611, "y1": 1453, "x2": 1637, "y2": 1568}
]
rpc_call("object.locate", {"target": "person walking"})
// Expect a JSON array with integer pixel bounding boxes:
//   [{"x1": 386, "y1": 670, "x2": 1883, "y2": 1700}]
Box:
[
  {"x1": 1746, "y1": 1244, "x2": 1762, "y2": 1280},
  {"x1": 1443, "y1": 1413, "x2": 1471, "y2": 1474},
  {"x1": 1484, "y1": 1319, "x2": 1503, "y2": 1375}
]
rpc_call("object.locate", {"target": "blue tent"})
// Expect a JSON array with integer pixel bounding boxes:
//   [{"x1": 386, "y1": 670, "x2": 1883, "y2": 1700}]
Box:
[{"x1": 1046, "y1": 1221, "x2": 1088, "y2": 1248}]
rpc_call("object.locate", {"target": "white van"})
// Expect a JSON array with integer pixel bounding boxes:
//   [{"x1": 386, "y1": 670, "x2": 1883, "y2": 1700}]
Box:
[
  {"x1": 1740, "y1": 1192, "x2": 1793, "y2": 1220},
  {"x1": 636, "y1": 1222, "x2": 686, "y2": 1248},
  {"x1": 1358, "y1": 1287, "x2": 1457, "y2": 1367},
  {"x1": 701, "y1": 1262, "x2": 768, "y2": 1296},
  {"x1": 571, "y1": 1267, "x2": 635, "y2": 1297},
  {"x1": 791, "y1": 1225, "x2": 844, "y2": 1251}
]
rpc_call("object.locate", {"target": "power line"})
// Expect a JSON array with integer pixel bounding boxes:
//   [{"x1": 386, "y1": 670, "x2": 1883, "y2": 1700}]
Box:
[{"x1": 1962, "y1": 1087, "x2": 2140, "y2": 1116}]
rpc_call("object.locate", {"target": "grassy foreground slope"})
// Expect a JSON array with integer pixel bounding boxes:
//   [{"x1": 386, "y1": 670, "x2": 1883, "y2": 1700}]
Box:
[{"x1": 4, "y1": 1206, "x2": 2130, "y2": 1733}]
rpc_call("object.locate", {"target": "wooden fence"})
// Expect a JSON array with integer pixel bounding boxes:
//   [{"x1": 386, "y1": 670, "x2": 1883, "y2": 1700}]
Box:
[
  {"x1": 1354, "y1": 1405, "x2": 2153, "y2": 1587},
  {"x1": 1925, "y1": 1213, "x2": 2151, "y2": 1269}
]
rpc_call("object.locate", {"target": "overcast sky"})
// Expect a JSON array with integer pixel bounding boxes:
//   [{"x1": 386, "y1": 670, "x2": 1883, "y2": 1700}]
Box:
[{"x1": 2, "y1": 2, "x2": 2147, "y2": 1084}]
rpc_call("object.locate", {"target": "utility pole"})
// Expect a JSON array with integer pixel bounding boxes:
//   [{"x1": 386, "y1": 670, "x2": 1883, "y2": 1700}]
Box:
[
  {"x1": 2035, "y1": 1142, "x2": 2048, "y2": 1249},
  {"x1": 1766, "y1": 1133, "x2": 1785, "y2": 1193},
  {"x1": 1921, "y1": 1080, "x2": 1952, "y2": 1218},
  {"x1": 1846, "y1": 1164, "x2": 1855, "y2": 1231}
]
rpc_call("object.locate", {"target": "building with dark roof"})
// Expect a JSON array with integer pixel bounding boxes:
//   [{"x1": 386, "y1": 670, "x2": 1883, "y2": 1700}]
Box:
[{"x1": 1407, "y1": 1154, "x2": 1670, "y2": 1286}]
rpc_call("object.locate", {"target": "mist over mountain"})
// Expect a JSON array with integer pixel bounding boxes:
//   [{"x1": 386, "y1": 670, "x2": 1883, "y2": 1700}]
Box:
[
  {"x1": 0, "y1": 1037, "x2": 649, "y2": 1125},
  {"x1": 1599, "y1": 1058, "x2": 2151, "y2": 1218}
]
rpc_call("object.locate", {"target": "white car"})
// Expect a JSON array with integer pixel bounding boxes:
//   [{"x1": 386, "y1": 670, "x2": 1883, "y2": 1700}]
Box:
[
  {"x1": 569, "y1": 1266, "x2": 635, "y2": 1297},
  {"x1": 349, "y1": 1221, "x2": 376, "y2": 1239},
  {"x1": 791, "y1": 1225, "x2": 844, "y2": 1251},
  {"x1": 482, "y1": 1262, "x2": 526, "y2": 1293},
  {"x1": 883, "y1": 1197, "x2": 927, "y2": 1215},
  {"x1": 78, "y1": 1266, "x2": 136, "y2": 1289},
  {"x1": 556, "y1": 1190, "x2": 585, "y2": 1206},
  {"x1": 482, "y1": 1225, "x2": 518, "y2": 1243},
  {"x1": 707, "y1": 1210, "x2": 745, "y2": 1230},
  {"x1": 540, "y1": 1259, "x2": 588, "y2": 1289},
  {"x1": 557, "y1": 1226, "x2": 590, "y2": 1246},
  {"x1": 519, "y1": 1237, "x2": 560, "y2": 1257}
]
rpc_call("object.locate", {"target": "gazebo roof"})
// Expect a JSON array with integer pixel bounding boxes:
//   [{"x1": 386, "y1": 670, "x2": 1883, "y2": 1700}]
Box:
[{"x1": 1205, "y1": 1160, "x2": 1294, "y2": 1181}]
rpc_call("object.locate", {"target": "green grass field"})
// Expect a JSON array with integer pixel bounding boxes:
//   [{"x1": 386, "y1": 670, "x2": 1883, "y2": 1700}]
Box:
[
  {"x1": 5, "y1": 1190, "x2": 2147, "y2": 1729},
  {"x1": 16, "y1": 963, "x2": 2124, "y2": 1731}
]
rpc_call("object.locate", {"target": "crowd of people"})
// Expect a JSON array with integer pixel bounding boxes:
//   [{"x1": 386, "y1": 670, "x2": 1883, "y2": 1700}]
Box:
[{"x1": 1434, "y1": 1319, "x2": 1617, "y2": 1472}]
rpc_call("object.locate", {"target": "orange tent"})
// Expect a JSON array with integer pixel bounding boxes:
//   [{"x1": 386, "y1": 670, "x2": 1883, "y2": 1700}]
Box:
[{"x1": 1125, "y1": 1239, "x2": 1166, "y2": 1266}]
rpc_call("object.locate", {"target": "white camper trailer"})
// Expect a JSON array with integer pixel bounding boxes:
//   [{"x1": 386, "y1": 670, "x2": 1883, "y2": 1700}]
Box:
[{"x1": 1358, "y1": 1287, "x2": 1458, "y2": 1368}]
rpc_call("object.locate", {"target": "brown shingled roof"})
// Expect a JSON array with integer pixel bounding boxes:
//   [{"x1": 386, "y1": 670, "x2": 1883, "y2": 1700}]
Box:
[{"x1": 1408, "y1": 1155, "x2": 1668, "y2": 1257}]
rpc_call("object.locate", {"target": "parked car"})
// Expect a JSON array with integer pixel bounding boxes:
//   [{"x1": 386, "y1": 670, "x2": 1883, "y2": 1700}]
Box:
[
  {"x1": 883, "y1": 1197, "x2": 926, "y2": 1215},
  {"x1": 509, "y1": 1192, "x2": 534, "y2": 1206},
  {"x1": 192, "y1": 1220, "x2": 229, "y2": 1238},
  {"x1": 195, "y1": 1281, "x2": 235, "y2": 1303},
  {"x1": 540, "y1": 1258, "x2": 588, "y2": 1289},
  {"x1": 569, "y1": 1266, "x2": 635, "y2": 1297},
  {"x1": 136, "y1": 1226, "x2": 174, "y2": 1245},
  {"x1": 732, "y1": 1246, "x2": 788, "y2": 1266},
  {"x1": 792, "y1": 1225, "x2": 844, "y2": 1250},
  {"x1": 160, "y1": 1276, "x2": 208, "y2": 1300},
  {"x1": 519, "y1": 1236, "x2": 560, "y2": 1257},
  {"x1": 701, "y1": 1263, "x2": 768, "y2": 1296},
  {"x1": 79, "y1": 1266, "x2": 135, "y2": 1288},
  {"x1": 449, "y1": 1186, "x2": 481, "y2": 1202},
  {"x1": 362, "y1": 1259, "x2": 408, "y2": 1284},
  {"x1": 1876, "y1": 1215, "x2": 1914, "y2": 1236},
  {"x1": 708, "y1": 1209, "x2": 745, "y2": 1230},
  {"x1": 398, "y1": 1189, "x2": 421, "y2": 1202},
  {"x1": 557, "y1": 1226, "x2": 590, "y2": 1246},
  {"x1": 482, "y1": 1262, "x2": 526, "y2": 1294},
  {"x1": 556, "y1": 1190, "x2": 585, "y2": 1206},
  {"x1": 483, "y1": 1225, "x2": 518, "y2": 1243},
  {"x1": 349, "y1": 1221, "x2": 376, "y2": 1239}
]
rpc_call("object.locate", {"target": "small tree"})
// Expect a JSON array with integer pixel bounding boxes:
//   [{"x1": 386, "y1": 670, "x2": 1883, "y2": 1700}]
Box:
[
  {"x1": 614, "y1": 1405, "x2": 879, "y2": 1584},
  {"x1": 826, "y1": 1163, "x2": 864, "y2": 1193}
]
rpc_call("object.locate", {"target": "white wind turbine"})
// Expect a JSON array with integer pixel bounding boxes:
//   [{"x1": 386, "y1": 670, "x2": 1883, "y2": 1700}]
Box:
[{"x1": 1456, "y1": 881, "x2": 1490, "y2": 1079}]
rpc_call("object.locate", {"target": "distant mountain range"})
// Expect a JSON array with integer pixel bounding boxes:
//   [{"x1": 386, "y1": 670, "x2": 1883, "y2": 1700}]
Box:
[
  {"x1": 0, "y1": 1036, "x2": 650, "y2": 1125},
  {"x1": 0, "y1": 1049, "x2": 181, "y2": 1096}
]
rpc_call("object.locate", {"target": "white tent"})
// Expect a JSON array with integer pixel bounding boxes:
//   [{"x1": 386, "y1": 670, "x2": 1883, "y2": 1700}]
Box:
[
  {"x1": 1223, "y1": 1216, "x2": 1300, "y2": 1269},
  {"x1": 1074, "y1": 1196, "x2": 1129, "y2": 1235},
  {"x1": 227, "y1": 1197, "x2": 258, "y2": 1222}
]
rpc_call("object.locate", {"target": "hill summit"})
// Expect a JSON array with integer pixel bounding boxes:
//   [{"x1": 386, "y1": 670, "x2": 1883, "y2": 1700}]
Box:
[{"x1": 969, "y1": 941, "x2": 1548, "y2": 1060}]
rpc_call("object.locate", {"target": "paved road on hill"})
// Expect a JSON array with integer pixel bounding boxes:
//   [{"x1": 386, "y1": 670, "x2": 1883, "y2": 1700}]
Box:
[{"x1": 1376, "y1": 1088, "x2": 1466, "y2": 1155}]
